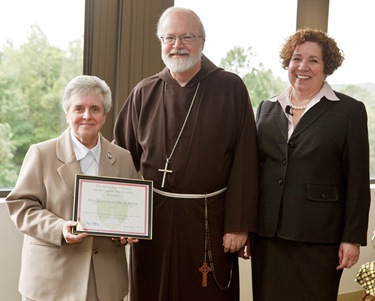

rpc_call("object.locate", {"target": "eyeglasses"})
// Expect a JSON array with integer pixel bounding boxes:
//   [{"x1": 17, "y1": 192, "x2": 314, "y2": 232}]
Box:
[{"x1": 159, "y1": 33, "x2": 202, "y2": 45}]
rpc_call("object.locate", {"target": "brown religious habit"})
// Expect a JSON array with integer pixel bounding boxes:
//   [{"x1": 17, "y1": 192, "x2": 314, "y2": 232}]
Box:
[{"x1": 114, "y1": 55, "x2": 259, "y2": 301}]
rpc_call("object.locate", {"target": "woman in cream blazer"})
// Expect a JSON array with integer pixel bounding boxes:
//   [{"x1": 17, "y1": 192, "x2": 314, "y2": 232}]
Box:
[{"x1": 6, "y1": 75, "x2": 139, "y2": 301}]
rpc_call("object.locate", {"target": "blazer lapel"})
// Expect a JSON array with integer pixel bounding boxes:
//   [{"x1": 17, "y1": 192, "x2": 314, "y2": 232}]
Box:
[
  {"x1": 258, "y1": 100, "x2": 288, "y2": 141},
  {"x1": 98, "y1": 136, "x2": 120, "y2": 177},
  {"x1": 275, "y1": 103, "x2": 288, "y2": 141},
  {"x1": 291, "y1": 97, "x2": 334, "y2": 139},
  {"x1": 55, "y1": 131, "x2": 120, "y2": 194},
  {"x1": 56, "y1": 128, "x2": 81, "y2": 196}
]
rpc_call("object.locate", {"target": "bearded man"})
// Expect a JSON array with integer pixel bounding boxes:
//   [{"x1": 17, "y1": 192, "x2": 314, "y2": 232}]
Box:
[{"x1": 114, "y1": 6, "x2": 259, "y2": 301}]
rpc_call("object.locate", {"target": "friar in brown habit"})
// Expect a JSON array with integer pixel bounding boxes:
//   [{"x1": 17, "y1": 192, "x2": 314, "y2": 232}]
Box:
[{"x1": 114, "y1": 6, "x2": 259, "y2": 301}]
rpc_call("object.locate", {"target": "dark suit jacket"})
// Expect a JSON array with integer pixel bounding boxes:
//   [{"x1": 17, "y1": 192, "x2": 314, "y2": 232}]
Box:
[
  {"x1": 256, "y1": 91, "x2": 370, "y2": 245},
  {"x1": 6, "y1": 128, "x2": 139, "y2": 301}
]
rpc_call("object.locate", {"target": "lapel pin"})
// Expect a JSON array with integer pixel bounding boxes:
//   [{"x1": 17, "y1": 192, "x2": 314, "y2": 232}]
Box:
[{"x1": 107, "y1": 152, "x2": 113, "y2": 159}]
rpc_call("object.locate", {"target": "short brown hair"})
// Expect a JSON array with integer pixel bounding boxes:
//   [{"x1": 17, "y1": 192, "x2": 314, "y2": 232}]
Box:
[{"x1": 280, "y1": 28, "x2": 344, "y2": 76}]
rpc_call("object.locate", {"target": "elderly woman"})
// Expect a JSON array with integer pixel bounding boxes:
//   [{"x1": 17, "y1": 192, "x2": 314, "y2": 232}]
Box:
[
  {"x1": 6, "y1": 75, "x2": 138, "y2": 301},
  {"x1": 252, "y1": 28, "x2": 371, "y2": 300}
]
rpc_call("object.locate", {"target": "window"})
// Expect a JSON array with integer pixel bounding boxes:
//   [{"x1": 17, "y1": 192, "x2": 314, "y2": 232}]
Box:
[
  {"x1": 328, "y1": 0, "x2": 375, "y2": 179},
  {"x1": 1, "y1": 0, "x2": 373, "y2": 196},
  {"x1": 174, "y1": 0, "x2": 297, "y2": 106},
  {"x1": 0, "y1": 0, "x2": 84, "y2": 193},
  {"x1": 175, "y1": 0, "x2": 297, "y2": 81}
]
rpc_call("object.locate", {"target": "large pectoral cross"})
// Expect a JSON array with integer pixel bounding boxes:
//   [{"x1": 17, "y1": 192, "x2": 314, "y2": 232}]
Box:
[
  {"x1": 158, "y1": 159, "x2": 172, "y2": 188},
  {"x1": 199, "y1": 262, "x2": 212, "y2": 287}
]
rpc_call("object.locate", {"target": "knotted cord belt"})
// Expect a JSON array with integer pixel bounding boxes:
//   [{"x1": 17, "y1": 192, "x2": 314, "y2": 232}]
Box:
[
  {"x1": 153, "y1": 187, "x2": 227, "y2": 199},
  {"x1": 153, "y1": 186, "x2": 233, "y2": 291}
]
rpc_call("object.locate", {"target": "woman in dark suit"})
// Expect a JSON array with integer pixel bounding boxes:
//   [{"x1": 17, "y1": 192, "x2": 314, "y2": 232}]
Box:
[
  {"x1": 252, "y1": 28, "x2": 371, "y2": 300},
  {"x1": 6, "y1": 75, "x2": 139, "y2": 301}
]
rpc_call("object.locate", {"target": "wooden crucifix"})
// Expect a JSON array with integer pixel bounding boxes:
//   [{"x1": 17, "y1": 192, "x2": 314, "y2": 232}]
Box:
[{"x1": 199, "y1": 262, "x2": 212, "y2": 287}]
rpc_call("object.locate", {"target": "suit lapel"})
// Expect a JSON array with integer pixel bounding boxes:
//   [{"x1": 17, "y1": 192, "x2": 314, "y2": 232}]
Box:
[
  {"x1": 56, "y1": 129, "x2": 81, "y2": 196},
  {"x1": 291, "y1": 97, "x2": 333, "y2": 139},
  {"x1": 98, "y1": 136, "x2": 119, "y2": 177},
  {"x1": 275, "y1": 103, "x2": 288, "y2": 141},
  {"x1": 55, "y1": 131, "x2": 120, "y2": 195}
]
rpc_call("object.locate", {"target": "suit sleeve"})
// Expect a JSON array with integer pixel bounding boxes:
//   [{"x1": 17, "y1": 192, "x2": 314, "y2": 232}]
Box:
[
  {"x1": 342, "y1": 100, "x2": 370, "y2": 245},
  {"x1": 6, "y1": 145, "x2": 66, "y2": 246}
]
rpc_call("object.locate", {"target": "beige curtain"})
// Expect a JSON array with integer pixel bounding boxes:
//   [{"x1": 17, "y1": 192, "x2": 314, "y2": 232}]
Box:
[{"x1": 83, "y1": 0, "x2": 173, "y2": 140}]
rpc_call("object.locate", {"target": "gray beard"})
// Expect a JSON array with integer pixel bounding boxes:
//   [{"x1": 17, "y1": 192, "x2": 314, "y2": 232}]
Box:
[{"x1": 162, "y1": 53, "x2": 201, "y2": 73}]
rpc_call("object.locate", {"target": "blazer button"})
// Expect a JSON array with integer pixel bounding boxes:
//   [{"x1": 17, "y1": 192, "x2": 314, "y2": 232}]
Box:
[
  {"x1": 93, "y1": 249, "x2": 99, "y2": 254},
  {"x1": 278, "y1": 178, "x2": 283, "y2": 185},
  {"x1": 282, "y1": 160, "x2": 287, "y2": 165},
  {"x1": 321, "y1": 193, "x2": 327, "y2": 199},
  {"x1": 288, "y1": 142, "x2": 295, "y2": 148}
]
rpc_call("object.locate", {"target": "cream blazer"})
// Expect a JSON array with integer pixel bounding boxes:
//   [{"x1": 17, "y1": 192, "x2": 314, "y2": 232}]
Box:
[{"x1": 6, "y1": 128, "x2": 139, "y2": 301}]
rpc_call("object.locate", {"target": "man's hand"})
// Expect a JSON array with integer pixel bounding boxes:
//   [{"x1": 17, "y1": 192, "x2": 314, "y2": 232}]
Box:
[
  {"x1": 223, "y1": 232, "x2": 248, "y2": 253},
  {"x1": 112, "y1": 237, "x2": 140, "y2": 245}
]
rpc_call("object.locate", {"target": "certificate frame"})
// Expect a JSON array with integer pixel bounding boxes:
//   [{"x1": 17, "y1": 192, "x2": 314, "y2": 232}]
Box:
[{"x1": 72, "y1": 174, "x2": 153, "y2": 239}]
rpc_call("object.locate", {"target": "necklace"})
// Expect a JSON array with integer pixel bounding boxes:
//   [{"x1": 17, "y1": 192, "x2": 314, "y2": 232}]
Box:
[
  {"x1": 288, "y1": 90, "x2": 308, "y2": 110},
  {"x1": 158, "y1": 82, "x2": 200, "y2": 188}
]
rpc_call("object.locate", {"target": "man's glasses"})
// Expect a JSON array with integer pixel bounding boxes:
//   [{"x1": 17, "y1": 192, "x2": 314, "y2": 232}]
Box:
[{"x1": 159, "y1": 33, "x2": 202, "y2": 45}]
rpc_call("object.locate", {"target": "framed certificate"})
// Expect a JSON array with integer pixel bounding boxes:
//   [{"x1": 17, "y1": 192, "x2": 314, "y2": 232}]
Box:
[{"x1": 72, "y1": 174, "x2": 153, "y2": 239}]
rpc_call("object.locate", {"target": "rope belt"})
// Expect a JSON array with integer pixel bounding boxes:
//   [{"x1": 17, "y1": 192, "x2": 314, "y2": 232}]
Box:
[
  {"x1": 153, "y1": 187, "x2": 227, "y2": 199},
  {"x1": 153, "y1": 185, "x2": 232, "y2": 290}
]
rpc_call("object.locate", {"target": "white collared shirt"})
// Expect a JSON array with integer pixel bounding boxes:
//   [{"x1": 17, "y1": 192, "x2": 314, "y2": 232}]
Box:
[
  {"x1": 70, "y1": 129, "x2": 101, "y2": 176},
  {"x1": 268, "y1": 81, "x2": 340, "y2": 139}
]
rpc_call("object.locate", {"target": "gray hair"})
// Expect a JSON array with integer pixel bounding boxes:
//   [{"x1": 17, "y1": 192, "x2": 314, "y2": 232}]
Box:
[
  {"x1": 156, "y1": 7, "x2": 206, "y2": 40},
  {"x1": 62, "y1": 75, "x2": 112, "y2": 114}
]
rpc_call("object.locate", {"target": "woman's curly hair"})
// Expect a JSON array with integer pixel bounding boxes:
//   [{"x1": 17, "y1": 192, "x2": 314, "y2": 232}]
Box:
[{"x1": 280, "y1": 28, "x2": 344, "y2": 76}]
